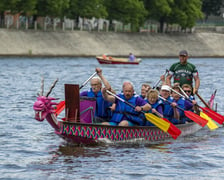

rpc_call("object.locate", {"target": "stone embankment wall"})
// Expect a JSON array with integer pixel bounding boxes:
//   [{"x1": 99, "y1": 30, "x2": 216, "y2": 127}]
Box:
[{"x1": 0, "y1": 29, "x2": 224, "y2": 57}]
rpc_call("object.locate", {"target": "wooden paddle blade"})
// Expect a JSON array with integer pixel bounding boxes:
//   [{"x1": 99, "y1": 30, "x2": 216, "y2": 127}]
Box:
[
  {"x1": 145, "y1": 113, "x2": 181, "y2": 139},
  {"x1": 201, "y1": 107, "x2": 224, "y2": 124},
  {"x1": 184, "y1": 111, "x2": 208, "y2": 127},
  {"x1": 162, "y1": 118, "x2": 181, "y2": 139},
  {"x1": 200, "y1": 112, "x2": 218, "y2": 130},
  {"x1": 55, "y1": 100, "x2": 65, "y2": 116}
]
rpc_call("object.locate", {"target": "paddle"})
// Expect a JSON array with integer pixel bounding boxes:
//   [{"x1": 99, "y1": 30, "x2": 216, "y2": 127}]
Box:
[
  {"x1": 54, "y1": 72, "x2": 97, "y2": 116},
  {"x1": 159, "y1": 95, "x2": 208, "y2": 127},
  {"x1": 79, "y1": 72, "x2": 97, "y2": 89},
  {"x1": 195, "y1": 92, "x2": 224, "y2": 124},
  {"x1": 200, "y1": 111, "x2": 218, "y2": 130},
  {"x1": 106, "y1": 90, "x2": 181, "y2": 139},
  {"x1": 152, "y1": 69, "x2": 169, "y2": 89},
  {"x1": 178, "y1": 85, "x2": 218, "y2": 130},
  {"x1": 170, "y1": 87, "x2": 223, "y2": 125}
]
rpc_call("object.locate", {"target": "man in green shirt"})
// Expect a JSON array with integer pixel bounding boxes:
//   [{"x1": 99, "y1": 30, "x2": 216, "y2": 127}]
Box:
[{"x1": 166, "y1": 50, "x2": 200, "y2": 94}]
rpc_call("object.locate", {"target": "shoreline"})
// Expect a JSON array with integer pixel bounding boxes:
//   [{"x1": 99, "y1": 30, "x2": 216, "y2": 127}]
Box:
[
  {"x1": 1, "y1": 54, "x2": 224, "y2": 58},
  {"x1": 0, "y1": 29, "x2": 224, "y2": 58}
]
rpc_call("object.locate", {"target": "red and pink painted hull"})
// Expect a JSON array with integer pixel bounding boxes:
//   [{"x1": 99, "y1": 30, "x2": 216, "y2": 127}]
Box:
[
  {"x1": 96, "y1": 56, "x2": 141, "y2": 65},
  {"x1": 50, "y1": 116, "x2": 202, "y2": 145}
]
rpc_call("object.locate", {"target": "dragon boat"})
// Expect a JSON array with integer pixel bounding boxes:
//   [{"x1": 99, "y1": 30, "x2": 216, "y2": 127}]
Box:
[{"x1": 33, "y1": 79, "x2": 204, "y2": 145}]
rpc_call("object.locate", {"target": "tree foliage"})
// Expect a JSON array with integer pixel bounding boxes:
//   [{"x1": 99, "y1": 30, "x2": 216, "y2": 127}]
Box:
[
  {"x1": 169, "y1": 0, "x2": 203, "y2": 29},
  {"x1": 35, "y1": 0, "x2": 69, "y2": 17},
  {"x1": 66, "y1": 0, "x2": 108, "y2": 19},
  {"x1": 202, "y1": 0, "x2": 224, "y2": 20},
  {"x1": 143, "y1": 0, "x2": 173, "y2": 32},
  {"x1": 0, "y1": 0, "x2": 37, "y2": 15},
  {"x1": 143, "y1": 0, "x2": 204, "y2": 31},
  {"x1": 106, "y1": 0, "x2": 147, "y2": 31},
  {"x1": 1, "y1": 0, "x2": 221, "y2": 32}
]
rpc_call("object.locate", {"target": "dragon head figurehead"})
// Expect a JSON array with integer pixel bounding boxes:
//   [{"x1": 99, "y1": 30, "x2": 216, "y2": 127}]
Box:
[
  {"x1": 33, "y1": 78, "x2": 58, "y2": 121},
  {"x1": 33, "y1": 96, "x2": 57, "y2": 121}
]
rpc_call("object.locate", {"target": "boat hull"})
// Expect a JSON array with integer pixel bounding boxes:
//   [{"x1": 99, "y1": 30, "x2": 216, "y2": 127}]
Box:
[
  {"x1": 55, "y1": 120, "x2": 202, "y2": 145},
  {"x1": 96, "y1": 56, "x2": 141, "y2": 65}
]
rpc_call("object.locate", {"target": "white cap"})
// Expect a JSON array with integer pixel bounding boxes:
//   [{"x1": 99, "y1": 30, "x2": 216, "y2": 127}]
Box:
[{"x1": 161, "y1": 85, "x2": 171, "y2": 92}]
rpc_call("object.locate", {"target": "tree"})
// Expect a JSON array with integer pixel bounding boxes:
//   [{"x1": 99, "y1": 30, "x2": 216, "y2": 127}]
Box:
[
  {"x1": 143, "y1": 0, "x2": 203, "y2": 32},
  {"x1": 35, "y1": 0, "x2": 69, "y2": 18},
  {"x1": 143, "y1": 0, "x2": 173, "y2": 32},
  {"x1": 16, "y1": 0, "x2": 37, "y2": 16},
  {"x1": 202, "y1": 0, "x2": 224, "y2": 21},
  {"x1": 106, "y1": 0, "x2": 147, "y2": 31},
  {"x1": 169, "y1": 0, "x2": 203, "y2": 29},
  {"x1": 66, "y1": 0, "x2": 108, "y2": 19}
]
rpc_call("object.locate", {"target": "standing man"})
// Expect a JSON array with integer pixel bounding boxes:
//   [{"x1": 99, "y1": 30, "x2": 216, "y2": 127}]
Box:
[{"x1": 166, "y1": 50, "x2": 200, "y2": 94}]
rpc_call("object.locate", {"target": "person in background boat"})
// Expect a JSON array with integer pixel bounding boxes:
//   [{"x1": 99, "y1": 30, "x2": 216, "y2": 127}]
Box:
[
  {"x1": 159, "y1": 85, "x2": 180, "y2": 124},
  {"x1": 80, "y1": 68, "x2": 113, "y2": 123},
  {"x1": 102, "y1": 81, "x2": 151, "y2": 126},
  {"x1": 102, "y1": 54, "x2": 107, "y2": 59},
  {"x1": 140, "y1": 83, "x2": 151, "y2": 99},
  {"x1": 145, "y1": 89, "x2": 164, "y2": 126},
  {"x1": 129, "y1": 53, "x2": 136, "y2": 62},
  {"x1": 166, "y1": 50, "x2": 200, "y2": 94}
]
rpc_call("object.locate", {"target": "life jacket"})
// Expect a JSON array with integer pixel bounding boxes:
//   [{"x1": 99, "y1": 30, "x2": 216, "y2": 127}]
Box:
[
  {"x1": 145, "y1": 99, "x2": 164, "y2": 126},
  {"x1": 110, "y1": 94, "x2": 144, "y2": 125},
  {"x1": 139, "y1": 95, "x2": 146, "y2": 100},
  {"x1": 174, "y1": 97, "x2": 185, "y2": 117},
  {"x1": 160, "y1": 96, "x2": 174, "y2": 119},
  {"x1": 184, "y1": 96, "x2": 195, "y2": 111},
  {"x1": 189, "y1": 95, "x2": 195, "y2": 100},
  {"x1": 87, "y1": 89, "x2": 112, "y2": 118}
]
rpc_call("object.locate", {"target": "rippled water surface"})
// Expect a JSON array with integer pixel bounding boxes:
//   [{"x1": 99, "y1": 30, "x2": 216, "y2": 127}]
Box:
[{"x1": 1, "y1": 57, "x2": 224, "y2": 179}]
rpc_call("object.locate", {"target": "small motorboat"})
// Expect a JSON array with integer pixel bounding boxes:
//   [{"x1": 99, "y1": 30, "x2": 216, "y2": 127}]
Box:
[{"x1": 96, "y1": 56, "x2": 141, "y2": 65}]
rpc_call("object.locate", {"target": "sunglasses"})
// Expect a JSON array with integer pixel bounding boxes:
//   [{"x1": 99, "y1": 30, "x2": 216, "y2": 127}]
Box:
[{"x1": 184, "y1": 90, "x2": 191, "y2": 93}]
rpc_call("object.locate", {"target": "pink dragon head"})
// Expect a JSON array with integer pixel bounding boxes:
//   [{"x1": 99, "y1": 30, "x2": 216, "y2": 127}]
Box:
[
  {"x1": 33, "y1": 96, "x2": 58, "y2": 121},
  {"x1": 33, "y1": 78, "x2": 59, "y2": 121}
]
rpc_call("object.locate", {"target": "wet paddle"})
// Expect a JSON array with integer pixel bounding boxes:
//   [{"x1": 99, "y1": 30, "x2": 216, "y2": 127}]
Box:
[
  {"x1": 170, "y1": 87, "x2": 222, "y2": 125},
  {"x1": 106, "y1": 90, "x2": 181, "y2": 139},
  {"x1": 152, "y1": 69, "x2": 169, "y2": 89},
  {"x1": 79, "y1": 72, "x2": 97, "y2": 89},
  {"x1": 195, "y1": 92, "x2": 224, "y2": 124},
  {"x1": 178, "y1": 86, "x2": 218, "y2": 130},
  {"x1": 55, "y1": 100, "x2": 65, "y2": 116},
  {"x1": 54, "y1": 72, "x2": 97, "y2": 116},
  {"x1": 200, "y1": 111, "x2": 218, "y2": 130},
  {"x1": 159, "y1": 95, "x2": 208, "y2": 127}
]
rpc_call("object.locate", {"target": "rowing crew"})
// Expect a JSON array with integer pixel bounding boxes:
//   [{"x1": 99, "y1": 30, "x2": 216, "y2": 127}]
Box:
[
  {"x1": 80, "y1": 70, "x2": 198, "y2": 127},
  {"x1": 81, "y1": 50, "x2": 201, "y2": 126}
]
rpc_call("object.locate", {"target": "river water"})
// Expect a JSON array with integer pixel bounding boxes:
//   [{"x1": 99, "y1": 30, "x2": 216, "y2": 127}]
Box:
[{"x1": 0, "y1": 57, "x2": 224, "y2": 179}]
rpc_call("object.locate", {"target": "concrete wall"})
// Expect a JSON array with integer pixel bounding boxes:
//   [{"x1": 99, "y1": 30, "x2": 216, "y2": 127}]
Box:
[{"x1": 0, "y1": 29, "x2": 224, "y2": 57}]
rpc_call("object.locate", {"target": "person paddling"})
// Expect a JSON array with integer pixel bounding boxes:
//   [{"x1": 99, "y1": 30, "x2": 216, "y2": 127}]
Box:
[
  {"x1": 159, "y1": 85, "x2": 180, "y2": 124},
  {"x1": 102, "y1": 81, "x2": 151, "y2": 126},
  {"x1": 166, "y1": 50, "x2": 200, "y2": 94},
  {"x1": 145, "y1": 89, "x2": 164, "y2": 126},
  {"x1": 80, "y1": 68, "x2": 112, "y2": 123}
]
